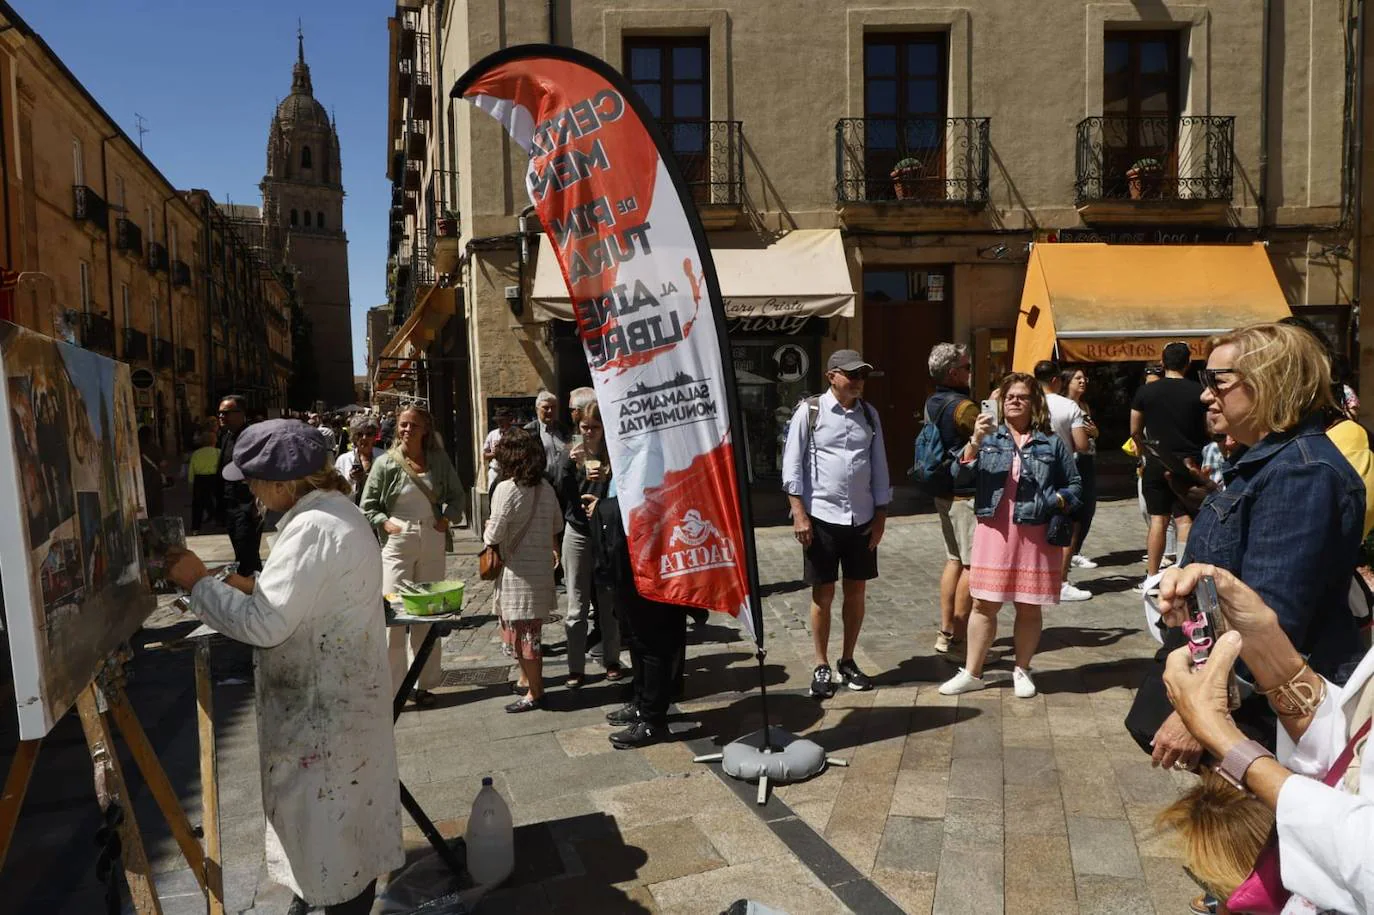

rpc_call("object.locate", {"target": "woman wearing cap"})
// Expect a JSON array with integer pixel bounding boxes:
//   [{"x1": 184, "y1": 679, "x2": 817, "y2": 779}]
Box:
[
  {"x1": 166, "y1": 419, "x2": 401, "y2": 915},
  {"x1": 359, "y1": 405, "x2": 467, "y2": 704}
]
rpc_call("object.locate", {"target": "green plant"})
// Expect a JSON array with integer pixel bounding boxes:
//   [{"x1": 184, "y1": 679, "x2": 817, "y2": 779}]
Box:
[
  {"x1": 891, "y1": 157, "x2": 924, "y2": 175},
  {"x1": 1130, "y1": 157, "x2": 1163, "y2": 174}
]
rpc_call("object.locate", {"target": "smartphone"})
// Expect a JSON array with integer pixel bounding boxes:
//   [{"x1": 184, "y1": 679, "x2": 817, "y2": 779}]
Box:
[
  {"x1": 1183, "y1": 575, "x2": 1240, "y2": 709},
  {"x1": 980, "y1": 398, "x2": 1001, "y2": 426},
  {"x1": 1142, "y1": 439, "x2": 1195, "y2": 481}
]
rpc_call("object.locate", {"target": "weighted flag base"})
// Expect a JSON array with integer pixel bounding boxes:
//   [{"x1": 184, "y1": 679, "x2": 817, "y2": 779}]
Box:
[{"x1": 693, "y1": 726, "x2": 847, "y2": 805}]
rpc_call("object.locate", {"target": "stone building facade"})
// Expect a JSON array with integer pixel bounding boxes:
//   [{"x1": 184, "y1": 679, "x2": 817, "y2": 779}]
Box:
[
  {"x1": 380, "y1": 0, "x2": 1368, "y2": 517},
  {"x1": 261, "y1": 36, "x2": 355, "y2": 408}
]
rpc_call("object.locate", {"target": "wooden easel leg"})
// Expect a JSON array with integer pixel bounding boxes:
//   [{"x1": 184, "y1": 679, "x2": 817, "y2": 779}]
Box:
[
  {"x1": 0, "y1": 739, "x2": 40, "y2": 871},
  {"x1": 106, "y1": 681, "x2": 208, "y2": 893},
  {"x1": 195, "y1": 639, "x2": 225, "y2": 915},
  {"x1": 75, "y1": 685, "x2": 163, "y2": 915}
]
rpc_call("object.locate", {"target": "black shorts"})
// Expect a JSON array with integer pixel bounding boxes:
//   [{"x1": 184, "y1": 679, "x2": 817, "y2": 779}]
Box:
[
  {"x1": 1140, "y1": 463, "x2": 1192, "y2": 518},
  {"x1": 803, "y1": 516, "x2": 879, "y2": 585}
]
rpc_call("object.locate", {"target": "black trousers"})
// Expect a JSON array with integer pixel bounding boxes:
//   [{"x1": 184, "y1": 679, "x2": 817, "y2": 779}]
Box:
[
  {"x1": 225, "y1": 504, "x2": 263, "y2": 576},
  {"x1": 190, "y1": 477, "x2": 218, "y2": 531},
  {"x1": 621, "y1": 595, "x2": 687, "y2": 726},
  {"x1": 1071, "y1": 454, "x2": 1097, "y2": 555}
]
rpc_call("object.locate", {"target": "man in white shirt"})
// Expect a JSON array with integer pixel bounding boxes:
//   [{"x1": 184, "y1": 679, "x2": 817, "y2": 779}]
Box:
[
  {"x1": 782, "y1": 349, "x2": 892, "y2": 699},
  {"x1": 1035, "y1": 360, "x2": 1093, "y2": 602},
  {"x1": 482, "y1": 407, "x2": 516, "y2": 490}
]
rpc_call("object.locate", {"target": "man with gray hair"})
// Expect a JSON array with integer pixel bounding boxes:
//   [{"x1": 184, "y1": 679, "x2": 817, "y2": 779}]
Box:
[
  {"x1": 921, "y1": 343, "x2": 978, "y2": 655},
  {"x1": 524, "y1": 390, "x2": 570, "y2": 483},
  {"x1": 568, "y1": 386, "x2": 597, "y2": 428}
]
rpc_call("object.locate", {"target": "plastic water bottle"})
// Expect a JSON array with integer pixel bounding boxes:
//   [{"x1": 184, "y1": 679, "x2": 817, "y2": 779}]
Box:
[{"x1": 465, "y1": 777, "x2": 513, "y2": 887}]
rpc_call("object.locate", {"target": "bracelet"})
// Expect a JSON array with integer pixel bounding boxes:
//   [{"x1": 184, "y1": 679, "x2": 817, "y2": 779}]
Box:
[{"x1": 1260, "y1": 662, "x2": 1327, "y2": 718}]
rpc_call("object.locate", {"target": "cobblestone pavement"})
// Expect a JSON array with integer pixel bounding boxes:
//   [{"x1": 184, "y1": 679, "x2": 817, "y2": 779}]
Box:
[{"x1": 0, "y1": 495, "x2": 1202, "y2": 914}]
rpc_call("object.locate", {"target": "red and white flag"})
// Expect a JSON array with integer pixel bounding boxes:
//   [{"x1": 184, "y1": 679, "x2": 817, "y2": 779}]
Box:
[{"x1": 455, "y1": 47, "x2": 760, "y2": 641}]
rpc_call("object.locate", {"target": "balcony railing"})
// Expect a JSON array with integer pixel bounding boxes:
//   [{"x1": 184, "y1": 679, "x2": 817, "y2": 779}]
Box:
[
  {"x1": 115, "y1": 218, "x2": 143, "y2": 257},
  {"x1": 73, "y1": 185, "x2": 109, "y2": 231},
  {"x1": 1074, "y1": 116, "x2": 1235, "y2": 204},
  {"x1": 122, "y1": 328, "x2": 149, "y2": 361},
  {"x1": 178, "y1": 346, "x2": 196, "y2": 373},
  {"x1": 172, "y1": 259, "x2": 192, "y2": 287},
  {"x1": 147, "y1": 241, "x2": 169, "y2": 273},
  {"x1": 836, "y1": 117, "x2": 990, "y2": 204},
  {"x1": 657, "y1": 120, "x2": 744, "y2": 206},
  {"x1": 79, "y1": 311, "x2": 115, "y2": 353},
  {"x1": 153, "y1": 337, "x2": 174, "y2": 370}
]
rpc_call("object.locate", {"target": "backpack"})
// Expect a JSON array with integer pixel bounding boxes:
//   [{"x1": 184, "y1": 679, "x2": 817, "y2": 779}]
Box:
[{"x1": 908, "y1": 394, "x2": 960, "y2": 496}]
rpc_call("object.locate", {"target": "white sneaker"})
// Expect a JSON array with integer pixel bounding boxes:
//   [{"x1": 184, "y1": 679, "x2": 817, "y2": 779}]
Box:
[
  {"x1": 1012, "y1": 667, "x2": 1037, "y2": 698},
  {"x1": 938, "y1": 668, "x2": 987, "y2": 695},
  {"x1": 1059, "y1": 582, "x2": 1092, "y2": 602},
  {"x1": 1070, "y1": 554, "x2": 1098, "y2": 570}
]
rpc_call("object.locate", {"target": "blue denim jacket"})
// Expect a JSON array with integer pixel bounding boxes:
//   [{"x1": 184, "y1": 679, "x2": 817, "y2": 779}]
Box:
[
  {"x1": 954, "y1": 426, "x2": 1082, "y2": 524},
  {"x1": 1184, "y1": 412, "x2": 1366, "y2": 683}
]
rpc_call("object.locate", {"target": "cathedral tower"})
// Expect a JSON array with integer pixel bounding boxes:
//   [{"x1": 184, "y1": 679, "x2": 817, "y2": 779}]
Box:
[{"x1": 262, "y1": 32, "x2": 354, "y2": 406}]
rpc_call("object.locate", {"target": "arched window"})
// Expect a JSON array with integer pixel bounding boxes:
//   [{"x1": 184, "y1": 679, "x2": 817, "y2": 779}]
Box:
[
  {"x1": 303, "y1": 210, "x2": 312, "y2": 227},
  {"x1": 317, "y1": 211, "x2": 325, "y2": 229},
  {"x1": 290, "y1": 209, "x2": 298, "y2": 226},
  {"x1": 301, "y1": 145, "x2": 312, "y2": 169}
]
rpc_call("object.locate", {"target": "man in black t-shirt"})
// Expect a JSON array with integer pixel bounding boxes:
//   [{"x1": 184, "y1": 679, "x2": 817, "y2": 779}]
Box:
[{"x1": 1130, "y1": 343, "x2": 1209, "y2": 576}]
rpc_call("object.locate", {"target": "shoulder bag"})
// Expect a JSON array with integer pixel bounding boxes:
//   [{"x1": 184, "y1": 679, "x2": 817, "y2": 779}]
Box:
[
  {"x1": 479, "y1": 485, "x2": 541, "y2": 582},
  {"x1": 395, "y1": 453, "x2": 459, "y2": 550}
]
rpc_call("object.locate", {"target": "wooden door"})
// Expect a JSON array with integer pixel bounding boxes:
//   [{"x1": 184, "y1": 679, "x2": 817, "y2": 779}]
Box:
[{"x1": 861, "y1": 268, "x2": 953, "y2": 475}]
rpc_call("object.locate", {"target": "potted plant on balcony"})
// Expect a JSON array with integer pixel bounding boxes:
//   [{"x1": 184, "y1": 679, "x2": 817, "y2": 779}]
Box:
[
  {"x1": 1126, "y1": 157, "x2": 1164, "y2": 200},
  {"x1": 435, "y1": 209, "x2": 459, "y2": 237},
  {"x1": 890, "y1": 157, "x2": 925, "y2": 200}
]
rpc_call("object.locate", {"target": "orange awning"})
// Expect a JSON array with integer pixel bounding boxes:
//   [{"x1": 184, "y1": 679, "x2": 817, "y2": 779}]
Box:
[
  {"x1": 1011, "y1": 243, "x2": 1291, "y2": 370},
  {"x1": 375, "y1": 284, "x2": 459, "y2": 391}
]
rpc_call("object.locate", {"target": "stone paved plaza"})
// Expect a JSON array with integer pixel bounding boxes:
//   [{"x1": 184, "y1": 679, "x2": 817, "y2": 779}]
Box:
[{"x1": 0, "y1": 496, "x2": 1203, "y2": 914}]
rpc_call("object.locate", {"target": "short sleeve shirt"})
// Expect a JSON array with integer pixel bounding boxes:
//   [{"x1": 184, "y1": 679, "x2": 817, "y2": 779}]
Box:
[
  {"x1": 1046, "y1": 393, "x2": 1085, "y2": 453},
  {"x1": 1131, "y1": 377, "x2": 1209, "y2": 460}
]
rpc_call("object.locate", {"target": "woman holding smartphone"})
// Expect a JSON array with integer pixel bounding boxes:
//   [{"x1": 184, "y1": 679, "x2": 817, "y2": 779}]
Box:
[{"x1": 556, "y1": 401, "x2": 622, "y2": 686}]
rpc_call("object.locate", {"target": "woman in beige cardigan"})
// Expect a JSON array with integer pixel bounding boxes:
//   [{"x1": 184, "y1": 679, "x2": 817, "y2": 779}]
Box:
[{"x1": 484, "y1": 429, "x2": 563, "y2": 713}]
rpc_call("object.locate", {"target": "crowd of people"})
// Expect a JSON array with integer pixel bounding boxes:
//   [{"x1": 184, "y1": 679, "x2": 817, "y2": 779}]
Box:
[{"x1": 142, "y1": 312, "x2": 1374, "y2": 914}]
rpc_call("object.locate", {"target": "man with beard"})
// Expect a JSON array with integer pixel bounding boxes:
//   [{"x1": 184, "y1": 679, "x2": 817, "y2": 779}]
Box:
[{"x1": 218, "y1": 395, "x2": 262, "y2": 575}]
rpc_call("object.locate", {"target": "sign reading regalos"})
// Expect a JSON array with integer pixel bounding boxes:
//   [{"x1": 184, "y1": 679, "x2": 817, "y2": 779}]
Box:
[
  {"x1": 1057, "y1": 337, "x2": 1212, "y2": 364},
  {"x1": 454, "y1": 47, "x2": 761, "y2": 641}
]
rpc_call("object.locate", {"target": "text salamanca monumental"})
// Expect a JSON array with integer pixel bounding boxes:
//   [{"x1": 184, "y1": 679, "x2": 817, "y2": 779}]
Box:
[{"x1": 624, "y1": 372, "x2": 700, "y2": 398}]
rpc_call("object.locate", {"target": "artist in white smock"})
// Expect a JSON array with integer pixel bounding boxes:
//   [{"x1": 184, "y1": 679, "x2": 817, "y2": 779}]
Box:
[{"x1": 168, "y1": 419, "x2": 402, "y2": 915}]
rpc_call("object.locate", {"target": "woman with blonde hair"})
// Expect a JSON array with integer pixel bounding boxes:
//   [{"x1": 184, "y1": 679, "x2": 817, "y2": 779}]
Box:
[
  {"x1": 939, "y1": 372, "x2": 1081, "y2": 698},
  {"x1": 167, "y1": 419, "x2": 401, "y2": 915},
  {"x1": 360, "y1": 404, "x2": 467, "y2": 705}
]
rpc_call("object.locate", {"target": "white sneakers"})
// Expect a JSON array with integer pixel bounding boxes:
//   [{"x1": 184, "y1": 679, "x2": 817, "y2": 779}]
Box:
[
  {"x1": 1070, "y1": 554, "x2": 1098, "y2": 570},
  {"x1": 1059, "y1": 582, "x2": 1092, "y2": 602},
  {"x1": 937, "y1": 667, "x2": 1037, "y2": 698},
  {"x1": 938, "y1": 668, "x2": 986, "y2": 695}
]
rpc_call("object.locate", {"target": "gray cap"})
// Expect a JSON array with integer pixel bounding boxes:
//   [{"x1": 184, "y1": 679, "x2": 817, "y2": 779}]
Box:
[
  {"x1": 222, "y1": 419, "x2": 330, "y2": 482},
  {"x1": 826, "y1": 349, "x2": 873, "y2": 372}
]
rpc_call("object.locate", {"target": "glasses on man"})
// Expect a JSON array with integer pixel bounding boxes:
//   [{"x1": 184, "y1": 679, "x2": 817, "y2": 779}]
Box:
[{"x1": 1199, "y1": 368, "x2": 1239, "y2": 393}]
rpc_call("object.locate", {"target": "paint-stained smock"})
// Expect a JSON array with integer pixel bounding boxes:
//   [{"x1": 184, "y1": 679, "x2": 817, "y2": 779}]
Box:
[{"x1": 189, "y1": 488, "x2": 402, "y2": 905}]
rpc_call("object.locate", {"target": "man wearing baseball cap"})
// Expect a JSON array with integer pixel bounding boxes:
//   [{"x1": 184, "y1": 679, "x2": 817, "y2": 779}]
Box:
[{"x1": 781, "y1": 349, "x2": 893, "y2": 698}]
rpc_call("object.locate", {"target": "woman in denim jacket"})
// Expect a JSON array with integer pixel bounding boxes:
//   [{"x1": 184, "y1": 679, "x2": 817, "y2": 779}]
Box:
[
  {"x1": 940, "y1": 373, "x2": 1080, "y2": 699},
  {"x1": 1139, "y1": 323, "x2": 1367, "y2": 777}
]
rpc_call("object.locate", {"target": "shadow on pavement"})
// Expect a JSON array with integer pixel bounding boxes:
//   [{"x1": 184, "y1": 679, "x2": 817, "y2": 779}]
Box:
[
  {"x1": 1037, "y1": 626, "x2": 1140, "y2": 650},
  {"x1": 1086, "y1": 574, "x2": 1146, "y2": 595},
  {"x1": 1086, "y1": 548, "x2": 1146, "y2": 569},
  {"x1": 1029, "y1": 657, "x2": 1155, "y2": 696},
  {"x1": 760, "y1": 578, "x2": 808, "y2": 597}
]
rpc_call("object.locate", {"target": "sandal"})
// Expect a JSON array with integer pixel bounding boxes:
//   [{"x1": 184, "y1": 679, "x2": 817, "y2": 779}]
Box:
[
  {"x1": 412, "y1": 689, "x2": 437, "y2": 707},
  {"x1": 504, "y1": 696, "x2": 543, "y2": 714},
  {"x1": 604, "y1": 665, "x2": 624, "y2": 682},
  {"x1": 509, "y1": 681, "x2": 529, "y2": 695},
  {"x1": 565, "y1": 674, "x2": 583, "y2": 689}
]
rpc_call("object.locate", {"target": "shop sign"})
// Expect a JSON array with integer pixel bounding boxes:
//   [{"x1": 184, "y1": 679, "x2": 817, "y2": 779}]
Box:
[
  {"x1": 725, "y1": 315, "x2": 824, "y2": 336},
  {"x1": 1051, "y1": 227, "x2": 1256, "y2": 245},
  {"x1": 130, "y1": 368, "x2": 155, "y2": 390},
  {"x1": 1058, "y1": 337, "x2": 1210, "y2": 363}
]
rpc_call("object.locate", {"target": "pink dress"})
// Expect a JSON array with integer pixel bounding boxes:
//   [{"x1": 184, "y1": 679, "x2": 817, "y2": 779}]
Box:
[{"x1": 967, "y1": 450, "x2": 1062, "y2": 605}]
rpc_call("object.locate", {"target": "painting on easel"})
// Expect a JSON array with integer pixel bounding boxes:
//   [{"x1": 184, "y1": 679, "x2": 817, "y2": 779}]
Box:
[{"x1": 0, "y1": 322, "x2": 156, "y2": 739}]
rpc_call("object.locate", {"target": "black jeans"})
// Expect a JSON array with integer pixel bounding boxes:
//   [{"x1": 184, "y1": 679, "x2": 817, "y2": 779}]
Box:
[
  {"x1": 225, "y1": 504, "x2": 263, "y2": 576},
  {"x1": 621, "y1": 595, "x2": 687, "y2": 726},
  {"x1": 288, "y1": 881, "x2": 376, "y2": 915},
  {"x1": 190, "y1": 476, "x2": 218, "y2": 531},
  {"x1": 1071, "y1": 454, "x2": 1097, "y2": 555}
]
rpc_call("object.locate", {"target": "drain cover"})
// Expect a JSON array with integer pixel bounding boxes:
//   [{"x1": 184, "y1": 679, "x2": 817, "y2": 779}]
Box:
[{"x1": 440, "y1": 665, "x2": 512, "y2": 687}]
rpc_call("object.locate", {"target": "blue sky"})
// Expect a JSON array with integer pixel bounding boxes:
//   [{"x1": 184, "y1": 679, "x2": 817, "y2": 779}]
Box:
[{"x1": 18, "y1": 0, "x2": 388, "y2": 376}]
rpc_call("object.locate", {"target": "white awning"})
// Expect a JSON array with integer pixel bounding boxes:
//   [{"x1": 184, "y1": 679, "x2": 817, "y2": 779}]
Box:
[{"x1": 530, "y1": 228, "x2": 855, "y2": 322}]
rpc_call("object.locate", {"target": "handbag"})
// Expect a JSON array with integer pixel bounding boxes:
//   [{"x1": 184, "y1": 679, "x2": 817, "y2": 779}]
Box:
[
  {"x1": 1047, "y1": 511, "x2": 1073, "y2": 547},
  {"x1": 478, "y1": 485, "x2": 541, "y2": 582},
  {"x1": 1226, "y1": 718, "x2": 1371, "y2": 913}
]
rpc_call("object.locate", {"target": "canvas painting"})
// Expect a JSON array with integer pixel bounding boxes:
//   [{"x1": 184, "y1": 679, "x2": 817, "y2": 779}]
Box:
[{"x1": 0, "y1": 321, "x2": 154, "y2": 738}]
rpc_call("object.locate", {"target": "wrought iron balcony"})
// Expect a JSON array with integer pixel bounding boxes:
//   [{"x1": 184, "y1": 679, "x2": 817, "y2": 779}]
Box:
[
  {"x1": 405, "y1": 119, "x2": 427, "y2": 160},
  {"x1": 1074, "y1": 116, "x2": 1234, "y2": 204},
  {"x1": 657, "y1": 120, "x2": 744, "y2": 206},
  {"x1": 146, "y1": 241, "x2": 169, "y2": 273},
  {"x1": 835, "y1": 117, "x2": 990, "y2": 204},
  {"x1": 122, "y1": 328, "x2": 149, "y2": 361},
  {"x1": 172, "y1": 259, "x2": 192, "y2": 287},
  {"x1": 79, "y1": 311, "x2": 115, "y2": 353},
  {"x1": 115, "y1": 218, "x2": 143, "y2": 257},
  {"x1": 73, "y1": 185, "x2": 109, "y2": 231},
  {"x1": 177, "y1": 346, "x2": 196, "y2": 373},
  {"x1": 153, "y1": 337, "x2": 174, "y2": 369}
]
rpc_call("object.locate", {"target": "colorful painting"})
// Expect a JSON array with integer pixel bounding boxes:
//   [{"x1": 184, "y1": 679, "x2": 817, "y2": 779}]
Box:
[{"x1": 0, "y1": 322, "x2": 154, "y2": 739}]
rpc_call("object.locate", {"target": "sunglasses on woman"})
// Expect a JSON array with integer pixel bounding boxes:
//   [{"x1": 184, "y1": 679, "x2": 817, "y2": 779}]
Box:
[{"x1": 1199, "y1": 368, "x2": 1239, "y2": 393}]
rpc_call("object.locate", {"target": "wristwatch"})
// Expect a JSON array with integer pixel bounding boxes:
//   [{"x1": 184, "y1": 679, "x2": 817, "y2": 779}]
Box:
[{"x1": 1216, "y1": 739, "x2": 1275, "y2": 791}]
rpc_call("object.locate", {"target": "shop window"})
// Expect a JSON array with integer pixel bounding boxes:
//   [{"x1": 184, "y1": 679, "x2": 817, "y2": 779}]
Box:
[
  {"x1": 625, "y1": 37, "x2": 709, "y2": 199},
  {"x1": 863, "y1": 34, "x2": 947, "y2": 200},
  {"x1": 1101, "y1": 31, "x2": 1182, "y2": 197}
]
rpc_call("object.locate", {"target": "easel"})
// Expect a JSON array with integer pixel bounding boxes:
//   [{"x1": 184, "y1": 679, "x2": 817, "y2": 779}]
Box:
[{"x1": 0, "y1": 645, "x2": 225, "y2": 914}]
